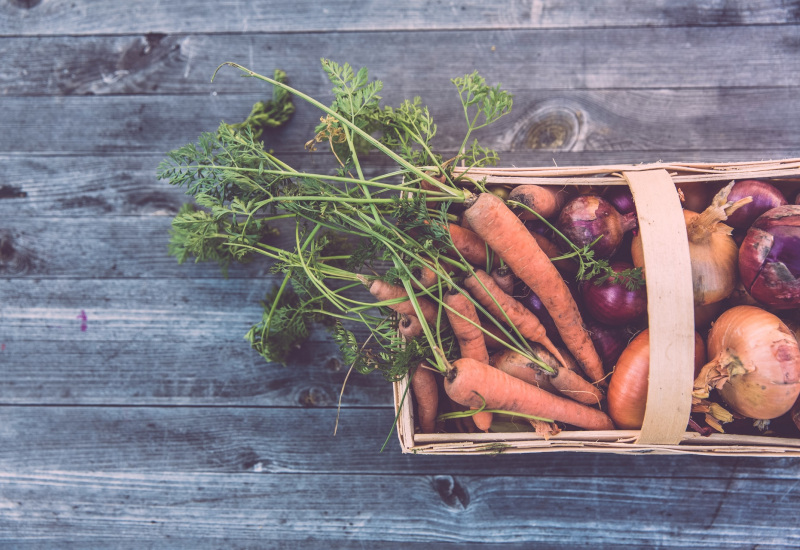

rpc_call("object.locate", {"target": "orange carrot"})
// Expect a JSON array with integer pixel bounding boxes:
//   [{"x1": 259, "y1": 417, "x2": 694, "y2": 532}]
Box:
[
  {"x1": 464, "y1": 269, "x2": 566, "y2": 368},
  {"x1": 443, "y1": 289, "x2": 490, "y2": 364},
  {"x1": 398, "y1": 314, "x2": 423, "y2": 340},
  {"x1": 463, "y1": 193, "x2": 605, "y2": 385},
  {"x1": 490, "y1": 348, "x2": 559, "y2": 395},
  {"x1": 492, "y1": 347, "x2": 605, "y2": 406},
  {"x1": 482, "y1": 322, "x2": 513, "y2": 351},
  {"x1": 366, "y1": 278, "x2": 438, "y2": 324},
  {"x1": 410, "y1": 263, "x2": 438, "y2": 290},
  {"x1": 508, "y1": 184, "x2": 570, "y2": 220},
  {"x1": 410, "y1": 363, "x2": 439, "y2": 434},
  {"x1": 444, "y1": 357, "x2": 615, "y2": 431},
  {"x1": 529, "y1": 231, "x2": 578, "y2": 277},
  {"x1": 447, "y1": 223, "x2": 499, "y2": 270},
  {"x1": 443, "y1": 288, "x2": 493, "y2": 431}
]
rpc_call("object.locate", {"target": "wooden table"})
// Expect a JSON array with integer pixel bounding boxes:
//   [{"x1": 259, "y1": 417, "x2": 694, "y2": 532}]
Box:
[{"x1": 2, "y1": 1, "x2": 800, "y2": 547}]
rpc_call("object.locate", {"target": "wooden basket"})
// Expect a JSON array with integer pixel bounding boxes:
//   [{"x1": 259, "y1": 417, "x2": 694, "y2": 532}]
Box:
[{"x1": 394, "y1": 158, "x2": 800, "y2": 456}]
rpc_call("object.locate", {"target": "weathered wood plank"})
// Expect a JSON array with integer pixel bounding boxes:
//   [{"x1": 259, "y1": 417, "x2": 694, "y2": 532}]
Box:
[
  {"x1": 0, "y1": 215, "x2": 257, "y2": 277},
  {"x1": 0, "y1": 0, "x2": 797, "y2": 35},
  {"x1": 2, "y1": 406, "x2": 800, "y2": 477},
  {"x1": 5, "y1": 150, "x2": 800, "y2": 217},
  {"x1": 2, "y1": 88, "x2": 800, "y2": 155},
  {"x1": 4, "y1": 26, "x2": 800, "y2": 97},
  {"x1": 0, "y1": 278, "x2": 383, "y2": 405},
  {"x1": 0, "y1": 339, "x2": 385, "y2": 406},
  {"x1": 1, "y1": 469, "x2": 798, "y2": 547}
]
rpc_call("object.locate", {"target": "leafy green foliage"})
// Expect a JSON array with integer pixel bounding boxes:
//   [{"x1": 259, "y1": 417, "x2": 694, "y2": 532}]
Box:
[
  {"x1": 160, "y1": 60, "x2": 518, "y2": 381},
  {"x1": 246, "y1": 285, "x2": 318, "y2": 365},
  {"x1": 168, "y1": 200, "x2": 280, "y2": 273},
  {"x1": 225, "y1": 69, "x2": 295, "y2": 139}
]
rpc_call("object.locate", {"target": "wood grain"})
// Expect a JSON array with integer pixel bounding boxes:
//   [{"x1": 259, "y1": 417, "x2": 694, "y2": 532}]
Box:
[
  {"x1": 1, "y1": 406, "x2": 799, "y2": 476},
  {"x1": 1, "y1": 0, "x2": 797, "y2": 35},
  {"x1": 5, "y1": 151, "x2": 800, "y2": 217},
  {"x1": 2, "y1": 88, "x2": 800, "y2": 155},
  {"x1": 3, "y1": 26, "x2": 800, "y2": 97},
  {"x1": 1, "y1": 469, "x2": 798, "y2": 547}
]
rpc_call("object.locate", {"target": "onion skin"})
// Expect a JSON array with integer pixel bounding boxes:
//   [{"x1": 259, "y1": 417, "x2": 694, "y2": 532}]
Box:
[
  {"x1": 603, "y1": 186, "x2": 636, "y2": 216},
  {"x1": 724, "y1": 179, "x2": 788, "y2": 230},
  {"x1": 584, "y1": 319, "x2": 634, "y2": 374},
  {"x1": 696, "y1": 305, "x2": 800, "y2": 420},
  {"x1": 738, "y1": 205, "x2": 800, "y2": 310},
  {"x1": 608, "y1": 329, "x2": 706, "y2": 429},
  {"x1": 580, "y1": 261, "x2": 647, "y2": 327},
  {"x1": 556, "y1": 194, "x2": 638, "y2": 259}
]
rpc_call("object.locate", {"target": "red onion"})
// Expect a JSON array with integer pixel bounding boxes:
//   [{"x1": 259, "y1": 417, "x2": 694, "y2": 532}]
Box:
[
  {"x1": 580, "y1": 261, "x2": 647, "y2": 326},
  {"x1": 603, "y1": 186, "x2": 636, "y2": 216},
  {"x1": 556, "y1": 194, "x2": 638, "y2": 258},
  {"x1": 724, "y1": 179, "x2": 788, "y2": 230},
  {"x1": 738, "y1": 205, "x2": 800, "y2": 310},
  {"x1": 516, "y1": 284, "x2": 562, "y2": 346},
  {"x1": 584, "y1": 319, "x2": 633, "y2": 374}
]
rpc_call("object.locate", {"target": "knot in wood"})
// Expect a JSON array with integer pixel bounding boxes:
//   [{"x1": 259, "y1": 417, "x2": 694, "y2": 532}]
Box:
[{"x1": 515, "y1": 103, "x2": 582, "y2": 151}]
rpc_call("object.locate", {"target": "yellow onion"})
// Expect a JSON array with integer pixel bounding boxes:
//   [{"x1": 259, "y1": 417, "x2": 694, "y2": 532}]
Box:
[
  {"x1": 631, "y1": 181, "x2": 751, "y2": 306},
  {"x1": 608, "y1": 329, "x2": 706, "y2": 429},
  {"x1": 694, "y1": 305, "x2": 800, "y2": 420}
]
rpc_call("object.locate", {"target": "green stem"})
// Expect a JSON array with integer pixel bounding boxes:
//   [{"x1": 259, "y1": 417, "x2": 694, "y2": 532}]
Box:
[{"x1": 213, "y1": 62, "x2": 465, "y2": 199}]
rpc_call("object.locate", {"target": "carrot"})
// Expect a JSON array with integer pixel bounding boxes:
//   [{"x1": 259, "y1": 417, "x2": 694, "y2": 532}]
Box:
[
  {"x1": 490, "y1": 348, "x2": 559, "y2": 395},
  {"x1": 463, "y1": 193, "x2": 605, "y2": 385},
  {"x1": 410, "y1": 263, "x2": 438, "y2": 290},
  {"x1": 490, "y1": 265, "x2": 515, "y2": 295},
  {"x1": 443, "y1": 289, "x2": 490, "y2": 364},
  {"x1": 398, "y1": 314, "x2": 423, "y2": 340},
  {"x1": 366, "y1": 278, "x2": 438, "y2": 324},
  {"x1": 508, "y1": 184, "x2": 570, "y2": 220},
  {"x1": 529, "y1": 230, "x2": 578, "y2": 277},
  {"x1": 447, "y1": 223, "x2": 499, "y2": 270},
  {"x1": 464, "y1": 269, "x2": 566, "y2": 368},
  {"x1": 444, "y1": 357, "x2": 615, "y2": 431},
  {"x1": 492, "y1": 346, "x2": 605, "y2": 406},
  {"x1": 443, "y1": 288, "x2": 493, "y2": 431},
  {"x1": 482, "y1": 322, "x2": 513, "y2": 351},
  {"x1": 410, "y1": 363, "x2": 439, "y2": 434}
]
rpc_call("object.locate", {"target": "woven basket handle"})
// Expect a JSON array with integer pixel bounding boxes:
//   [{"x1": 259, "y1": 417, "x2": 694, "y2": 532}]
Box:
[{"x1": 622, "y1": 169, "x2": 695, "y2": 445}]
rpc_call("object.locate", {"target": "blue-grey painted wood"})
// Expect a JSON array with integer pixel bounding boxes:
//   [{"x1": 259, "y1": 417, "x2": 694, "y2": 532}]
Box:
[
  {"x1": 3, "y1": 1, "x2": 800, "y2": 547},
  {"x1": 1, "y1": 0, "x2": 797, "y2": 35}
]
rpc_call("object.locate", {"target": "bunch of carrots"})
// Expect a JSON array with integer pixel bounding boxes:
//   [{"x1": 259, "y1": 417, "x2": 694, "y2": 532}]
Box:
[{"x1": 161, "y1": 60, "x2": 796, "y2": 441}]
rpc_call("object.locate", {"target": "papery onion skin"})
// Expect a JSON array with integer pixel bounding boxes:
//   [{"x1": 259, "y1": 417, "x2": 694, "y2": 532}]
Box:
[
  {"x1": 580, "y1": 261, "x2": 647, "y2": 326},
  {"x1": 725, "y1": 179, "x2": 788, "y2": 230},
  {"x1": 684, "y1": 208, "x2": 740, "y2": 306},
  {"x1": 703, "y1": 305, "x2": 800, "y2": 420},
  {"x1": 608, "y1": 329, "x2": 706, "y2": 429},
  {"x1": 556, "y1": 194, "x2": 638, "y2": 259},
  {"x1": 738, "y1": 205, "x2": 800, "y2": 310}
]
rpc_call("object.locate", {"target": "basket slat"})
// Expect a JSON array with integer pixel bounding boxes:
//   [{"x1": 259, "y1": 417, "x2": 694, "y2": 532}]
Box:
[{"x1": 623, "y1": 169, "x2": 695, "y2": 445}]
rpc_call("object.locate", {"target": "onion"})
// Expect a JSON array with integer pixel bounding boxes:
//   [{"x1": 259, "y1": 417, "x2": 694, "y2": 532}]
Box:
[
  {"x1": 642, "y1": 181, "x2": 750, "y2": 306},
  {"x1": 580, "y1": 261, "x2": 647, "y2": 326},
  {"x1": 603, "y1": 186, "x2": 636, "y2": 216},
  {"x1": 516, "y1": 283, "x2": 563, "y2": 346},
  {"x1": 584, "y1": 319, "x2": 634, "y2": 374},
  {"x1": 738, "y1": 205, "x2": 800, "y2": 310},
  {"x1": 724, "y1": 179, "x2": 788, "y2": 230},
  {"x1": 694, "y1": 305, "x2": 800, "y2": 420},
  {"x1": 676, "y1": 181, "x2": 726, "y2": 213},
  {"x1": 556, "y1": 194, "x2": 637, "y2": 258},
  {"x1": 608, "y1": 329, "x2": 706, "y2": 429},
  {"x1": 694, "y1": 300, "x2": 724, "y2": 333}
]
